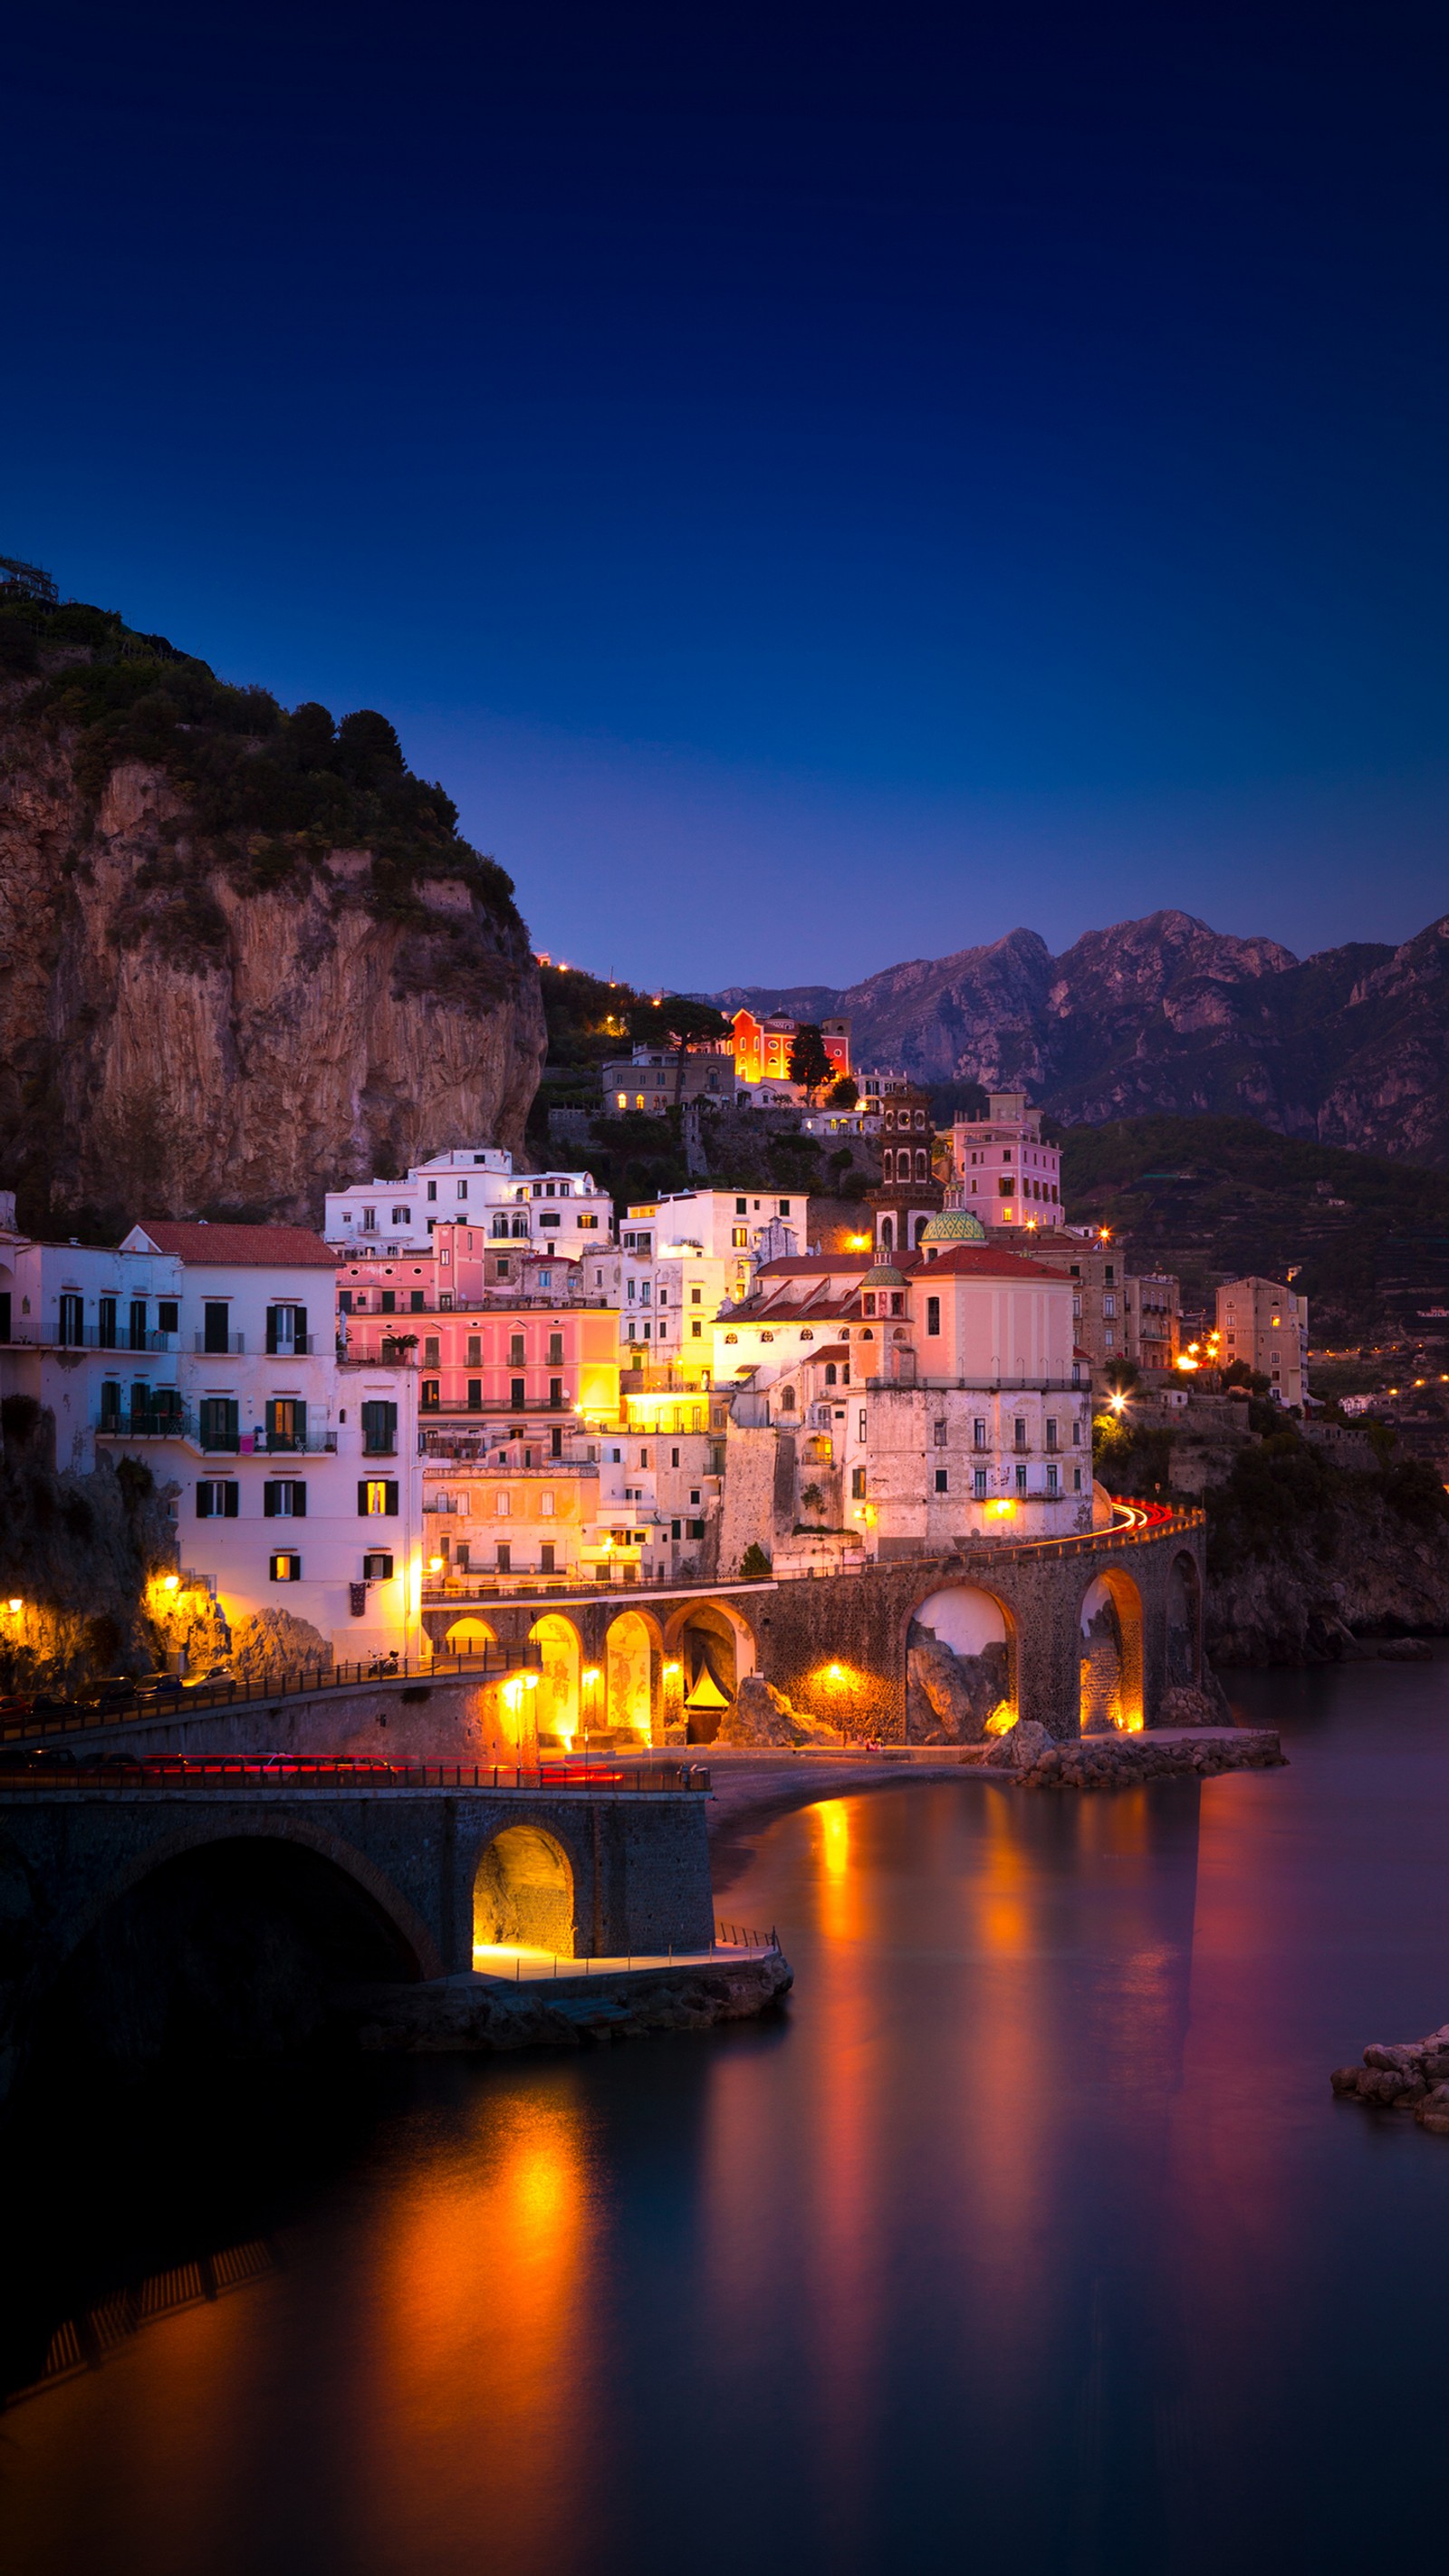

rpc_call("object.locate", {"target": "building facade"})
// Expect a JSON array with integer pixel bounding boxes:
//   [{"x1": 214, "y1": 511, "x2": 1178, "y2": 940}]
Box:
[
  {"x1": 1215, "y1": 1276, "x2": 1309, "y2": 1407},
  {"x1": 948, "y1": 1091, "x2": 1065, "y2": 1234},
  {"x1": 323, "y1": 1148, "x2": 611, "y2": 1263}
]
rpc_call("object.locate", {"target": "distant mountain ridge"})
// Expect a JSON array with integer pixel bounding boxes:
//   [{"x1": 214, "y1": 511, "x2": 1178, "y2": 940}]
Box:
[{"x1": 705, "y1": 908, "x2": 1449, "y2": 1167}]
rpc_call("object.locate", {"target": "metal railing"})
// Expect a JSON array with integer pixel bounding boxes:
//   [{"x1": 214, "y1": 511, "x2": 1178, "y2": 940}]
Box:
[
  {"x1": 0, "y1": 1754, "x2": 713, "y2": 1795},
  {"x1": 193, "y1": 1332, "x2": 245, "y2": 1355},
  {"x1": 20, "y1": 1324, "x2": 179, "y2": 1353},
  {"x1": 254, "y1": 1428, "x2": 338, "y2": 1454},
  {"x1": 0, "y1": 1646, "x2": 542, "y2": 1745},
  {"x1": 97, "y1": 1405, "x2": 189, "y2": 1439},
  {"x1": 714, "y1": 1919, "x2": 782, "y2": 1954}
]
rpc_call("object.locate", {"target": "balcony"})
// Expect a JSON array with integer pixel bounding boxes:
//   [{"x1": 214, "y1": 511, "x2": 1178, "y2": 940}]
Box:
[
  {"x1": 97, "y1": 1402, "x2": 191, "y2": 1441},
  {"x1": 264, "y1": 1336, "x2": 317, "y2": 1357},
  {"x1": 254, "y1": 1427, "x2": 337, "y2": 1455},
  {"x1": 193, "y1": 1331, "x2": 245, "y2": 1355},
  {"x1": 13, "y1": 1325, "x2": 178, "y2": 1353}
]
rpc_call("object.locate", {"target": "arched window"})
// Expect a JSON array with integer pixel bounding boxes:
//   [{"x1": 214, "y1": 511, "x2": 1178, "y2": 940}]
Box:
[
  {"x1": 800, "y1": 1329, "x2": 813, "y2": 1341},
  {"x1": 880, "y1": 1216, "x2": 894, "y2": 1252},
  {"x1": 779, "y1": 1386, "x2": 797, "y2": 1412},
  {"x1": 882, "y1": 1149, "x2": 894, "y2": 1181},
  {"x1": 862, "y1": 1291, "x2": 876, "y2": 1316},
  {"x1": 724, "y1": 1331, "x2": 738, "y2": 1344},
  {"x1": 824, "y1": 1362, "x2": 838, "y2": 1385},
  {"x1": 916, "y1": 1149, "x2": 928, "y2": 1181},
  {"x1": 914, "y1": 1214, "x2": 929, "y2": 1245},
  {"x1": 512, "y1": 1216, "x2": 528, "y2": 1237}
]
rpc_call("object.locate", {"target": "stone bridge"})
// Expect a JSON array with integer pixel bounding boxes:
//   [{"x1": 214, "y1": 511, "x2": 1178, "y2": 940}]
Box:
[
  {"x1": 0, "y1": 1772, "x2": 715, "y2": 2105},
  {"x1": 424, "y1": 1508, "x2": 1207, "y2": 1744}
]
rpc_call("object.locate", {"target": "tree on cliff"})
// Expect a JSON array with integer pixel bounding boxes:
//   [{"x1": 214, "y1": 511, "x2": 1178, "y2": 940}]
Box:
[{"x1": 788, "y1": 1024, "x2": 833, "y2": 1101}]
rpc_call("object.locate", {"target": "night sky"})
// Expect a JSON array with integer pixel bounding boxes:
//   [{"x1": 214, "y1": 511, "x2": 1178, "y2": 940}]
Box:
[{"x1": 5, "y1": 5, "x2": 1445, "y2": 986}]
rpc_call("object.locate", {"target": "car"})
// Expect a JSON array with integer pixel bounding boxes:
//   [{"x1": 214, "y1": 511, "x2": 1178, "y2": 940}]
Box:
[
  {"x1": 29, "y1": 1695, "x2": 75, "y2": 1720},
  {"x1": 133, "y1": 1672, "x2": 186, "y2": 1699},
  {"x1": 82, "y1": 1677, "x2": 141, "y2": 1709}
]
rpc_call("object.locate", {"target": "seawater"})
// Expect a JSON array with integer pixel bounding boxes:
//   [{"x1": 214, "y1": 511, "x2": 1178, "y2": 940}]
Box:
[{"x1": 4, "y1": 1660, "x2": 1449, "y2": 2576}]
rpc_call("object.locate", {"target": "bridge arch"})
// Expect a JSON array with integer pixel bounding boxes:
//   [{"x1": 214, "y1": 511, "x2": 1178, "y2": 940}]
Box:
[
  {"x1": 473, "y1": 1823, "x2": 575, "y2": 1957},
  {"x1": 605, "y1": 1607, "x2": 662, "y2": 1743},
  {"x1": 23, "y1": 1821, "x2": 437, "y2": 2083},
  {"x1": 529, "y1": 1611, "x2": 583, "y2": 1745},
  {"x1": 663, "y1": 1597, "x2": 756, "y2": 1742},
  {"x1": 1079, "y1": 1569, "x2": 1145, "y2": 1734},
  {"x1": 444, "y1": 1614, "x2": 497, "y2": 1653},
  {"x1": 907, "y1": 1581, "x2": 1017, "y2": 1740}
]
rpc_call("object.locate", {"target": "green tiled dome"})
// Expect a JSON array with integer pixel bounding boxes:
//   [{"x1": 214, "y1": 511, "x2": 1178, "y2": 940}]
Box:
[{"x1": 919, "y1": 1208, "x2": 988, "y2": 1244}]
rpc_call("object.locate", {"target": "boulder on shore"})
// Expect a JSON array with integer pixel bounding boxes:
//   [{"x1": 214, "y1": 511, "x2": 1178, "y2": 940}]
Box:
[
  {"x1": 717, "y1": 1675, "x2": 838, "y2": 1749},
  {"x1": 1330, "y1": 2023, "x2": 1449, "y2": 2131}
]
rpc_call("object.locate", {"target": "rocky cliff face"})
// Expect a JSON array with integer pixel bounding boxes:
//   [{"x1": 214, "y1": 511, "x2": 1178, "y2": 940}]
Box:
[
  {"x1": 0, "y1": 632, "x2": 545, "y2": 1228},
  {"x1": 714, "y1": 907, "x2": 1449, "y2": 1166}
]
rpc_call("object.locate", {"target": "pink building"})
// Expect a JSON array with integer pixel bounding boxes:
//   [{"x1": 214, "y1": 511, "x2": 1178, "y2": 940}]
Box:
[{"x1": 949, "y1": 1091, "x2": 1064, "y2": 1234}]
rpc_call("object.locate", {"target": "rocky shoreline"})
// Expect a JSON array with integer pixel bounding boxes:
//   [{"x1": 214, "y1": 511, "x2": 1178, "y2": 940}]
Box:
[
  {"x1": 351, "y1": 1951, "x2": 793, "y2": 2053},
  {"x1": 1331, "y1": 2025, "x2": 1449, "y2": 2135}
]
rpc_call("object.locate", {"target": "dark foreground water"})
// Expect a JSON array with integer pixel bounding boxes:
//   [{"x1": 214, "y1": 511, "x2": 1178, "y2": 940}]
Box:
[{"x1": 5, "y1": 1662, "x2": 1449, "y2": 2576}]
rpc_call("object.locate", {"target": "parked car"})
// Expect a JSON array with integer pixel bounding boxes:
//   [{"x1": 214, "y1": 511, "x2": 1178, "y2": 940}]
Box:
[
  {"x1": 82, "y1": 1677, "x2": 141, "y2": 1710},
  {"x1": 133, "y1": 1671, "x2": 186, "y2": 1698},
  {"x1": 184, "y1": 1664, "x2": 235, "y2": 1689}
]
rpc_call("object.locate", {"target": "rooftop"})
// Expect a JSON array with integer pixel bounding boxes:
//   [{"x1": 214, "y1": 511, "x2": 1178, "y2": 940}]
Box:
[{"x1": 123, "y1": 1222, "x2": 338, "y2": 1268}]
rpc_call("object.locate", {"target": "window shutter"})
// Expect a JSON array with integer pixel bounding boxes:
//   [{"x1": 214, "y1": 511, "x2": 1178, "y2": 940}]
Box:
[
  {"x1": 264, "y1": 1482, "x2": 280, "y2": 1517},
  {"x1": 358, "y1": 1480, "x2": 369, "y2": 1515},
  {"x1": 197, "y1": 1484, "x2": 214, "y2": 1518},
  {"x1": 292, "y1": 1482, "x2": 307, "y2": 1516},
  {"x1": 294, "y1": 1307, "x2": 307, "y2": 1350},
  {"x1": 223, "y1": 1484, "x2": 239, "y2": 1518},
  {"x1": 265, "y1": 1312, "x2": 279, "y2": 1355},
  {"x1": 385, "y1": 1480, "x2": 398, "y2": 1514}
]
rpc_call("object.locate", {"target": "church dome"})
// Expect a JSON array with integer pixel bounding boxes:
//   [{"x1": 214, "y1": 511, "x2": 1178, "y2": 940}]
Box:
[
  {"x1": 861, "y1": 1261, "x2": 907, "y2": 1289},
  {"x1": 919, "y1": 1208, "x2": 988, "y2": 1245}
]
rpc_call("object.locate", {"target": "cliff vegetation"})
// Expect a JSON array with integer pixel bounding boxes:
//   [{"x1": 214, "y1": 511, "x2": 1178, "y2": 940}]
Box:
[{"x1": 0, "y1": 582, "x2": 545, "y2": 1230}]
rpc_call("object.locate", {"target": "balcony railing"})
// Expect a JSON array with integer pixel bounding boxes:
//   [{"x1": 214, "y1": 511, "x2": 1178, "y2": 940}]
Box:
[
  {"x1": 254, "y1": 1427, "x2": 338, "y2": 1454},
  {"x1": 264, "y1": 1337, "x2": 317, "y2": 1357},
  {"x1": 193, "y1": 1332, "x2": 245, "y2": 1355},
  {"x1": 14, "y1": 1326, "x2": 178, "y2": 1353},
  {"x1": 97, "y1": 1403, "x2": 191, "y2": 1440}
]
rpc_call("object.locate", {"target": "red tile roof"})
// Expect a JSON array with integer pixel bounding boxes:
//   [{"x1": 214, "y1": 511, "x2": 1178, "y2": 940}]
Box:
[
  {"x1": 905, "y1": 1245, "x2": 1065, "y2": 1283},
  {"x1": 755, "y1": 1254, "x2": 870, "y2": 1276},
  {"x1": 130, "y1": 1221, "x2": 339, "y2": 1267},
  {"x1": 801, "y1": 1341, "x2": 851, "y2": 1365}
]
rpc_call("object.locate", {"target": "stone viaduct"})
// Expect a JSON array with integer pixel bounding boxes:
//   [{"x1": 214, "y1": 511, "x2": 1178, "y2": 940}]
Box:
[{"x1": 421, "y1": 1506, "x2": 1207, "y2": 1745}]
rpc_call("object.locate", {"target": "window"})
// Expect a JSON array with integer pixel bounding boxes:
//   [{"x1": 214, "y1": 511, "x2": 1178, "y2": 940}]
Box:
[
  {"x1": 934, "y1": 1419, "x2": 947, "y2": 1447},
  {"x1": 850, "y1": 1466, "x2": 867, "y2": 1498},
  {"x1": 935, "y1": 1468, "x2": 948, "y2": 1494},
  {"x1": 509, "y1": 1332, "x2": 526, "y2": 1366},
  {"x1": 379, "y1": 1290, "x2": 396, "y2": 1314},
  {"x1": 510, "y1": 1376, "x2": 526, "y2": 1408},
  {"x1": 392, "y1": 1206, "x2": 410, "y2": 1225},
  {"x1": 1072, "y1": 1419, "x2": 1081, "y2": 1445},
  {"x1": 361, "y1": 1206, "x2": 377, "y2": 1232},
  {"x1": 456, "y1": 1179, "x2": 468, "y2": 1199},
  {"x1": 998, "y1": 1176, "x2": 1014, "y2": 1197},
  {"x1": 1015, "y1": 1464, "x2": 1027, "y2": 1495},
  {"x1": 687, "y1": 1517, "x2": 705, "y2": 1541},
  {"x1": 926, "y1": 1295, "x2": 941, "y2": 1337},
  {"x1": 424, "y1": 1335, "x2": 441, "y2": 1367},
  {"x1": 540, "y1": 1491, "x2": 555, "y2": 1517},
  {"x1": 202, "y1": 1301, "x2": 230, "y2": 1354},
  {"x1": 552, "y1": 1427, "x2": 564, "y2": 1459},
  {"x1": 1102, "y1": 1295, "x2": 1117, "y2": 1320},
  {"x1": 1014, "y1": 1418, "x2": 1027, "y2": 1452},
  {"x1": 421, "y1": 1379, "x2": 440, "y2": 1411},
  {"x1": 410, "y1": 1289, "x2": 426, "y2": 1312},
  {"x1": 548, "y1": 1332, "x2": 564, "y2": 1365},
  {"x1": 859, "y1": 1409, "x2": 867, "y2": 1441},
  {"x1": 974, "y1": 1467, "x2": 988, "y2": 1500},
  {"x1": 197, "y1": 1480, "x2": 239, "y2": 1518},
  {"x1": 358, "y1": 1479, "x2": 399, "y2": 1515},
  {"x1": 735, "y1": 1197, "x2": 748, "y2": 1216},
  {"x1": 691, "y1": 1321, "x2": 703, "y2": 1339},
  {"x1": 549, "y1": 1378, "x2": 564, "y2": 1408},
  {"x1": 540, "y1": 1543, "x2": 556, "y2": 1574},
  {"x1": 974, "y1": 1418, "x2": 987, "y2": 1449},
  {"x1": 427, "y1": 1180, "x2": 437, "y2": 1201},
  {"x1": 158, "y1": 1301, "x2": 178, "y2": 1334},
  {"x1": 468, "y1": 1379, "x2": 482, "y2": 1410},
  {"x1": 1073, "y1": 1467, "x2": 1083, "y2": 1492},
  {"x1": 362, "y1": 1552, "x2": 394, "y2": 1580},
  {"x1": 269, "y1": 1553, "x2": 302, "y2": 1582},
  {"x1": 915, "y1": 1149, "x2": 928, "y2": 1181},
  {"x1": 99, "y1": 1296, "x2": 118, "y2": 1348},
  {"x1": 199, "y1": 1397, "x2": 239, "y2": 1451},
  {"x1": 1046, "y1": 1464, "x2": 1059, "y2": 1495},
  {"x1": 339, "y1": 1290, "x2": 353, "y2": 1315},
  {"x1": 1046, "y1": 1418, "x2": 1059, "y2": 1451},
  {"x1": 494, "y1": 1491, "x2": 512, "y2": 1516},
  {"x1": 496, "y1": 1543, "x2": 511, "y2": 1573},
  {"x1": 360, "y1": 1400, "x2": 397, "y2": 1456},
  {"x1": 732, "y1": 1226, "x2": 749, "y2": 1248},
  {"x1": 690, "y1": 1287, "x2": 701, "y2": 1304}
]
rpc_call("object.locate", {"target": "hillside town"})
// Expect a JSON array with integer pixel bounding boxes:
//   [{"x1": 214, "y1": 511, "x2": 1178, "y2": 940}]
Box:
[{"x1": 0, "y1": 1063, "x2": 1315, "y2": 1743}]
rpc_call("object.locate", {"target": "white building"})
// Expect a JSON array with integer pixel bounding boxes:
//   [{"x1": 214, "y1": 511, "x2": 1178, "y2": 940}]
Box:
[
  {"x1": 115, "y1": 1222, "x2": 421, "y2": 1661},
  {"x1": 323, "y1": 1147, "x2": 612, "y2": 1263},
  {"x1": 589, "y1": 1190, "x2": 804, "y2": 1373},
  {"x1": 0, "y1": 1232, "x2": 186, "y2": 1473}
]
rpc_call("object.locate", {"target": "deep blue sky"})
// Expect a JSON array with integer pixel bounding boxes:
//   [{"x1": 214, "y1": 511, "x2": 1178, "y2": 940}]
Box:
[{"x1": 5, "y1": 4, "x2": 1446, "y2": 986}]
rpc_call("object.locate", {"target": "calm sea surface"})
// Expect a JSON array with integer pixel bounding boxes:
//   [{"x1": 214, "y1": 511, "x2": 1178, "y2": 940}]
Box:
[{"x1": 5, "y1": 1661, "x2": 1449, "y2": 2576}]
